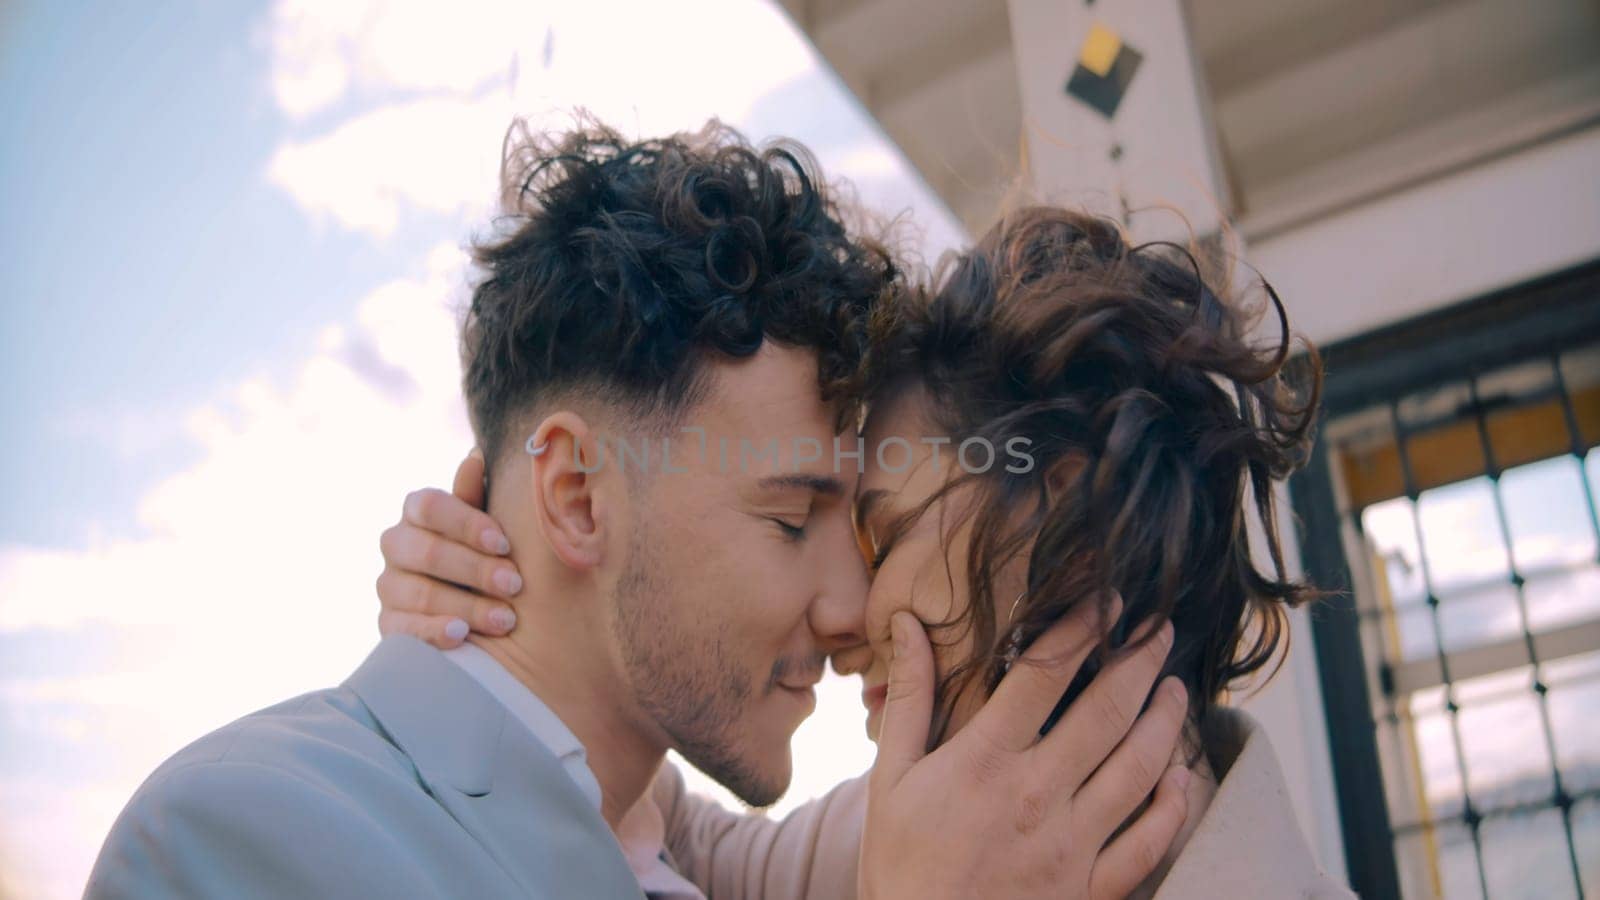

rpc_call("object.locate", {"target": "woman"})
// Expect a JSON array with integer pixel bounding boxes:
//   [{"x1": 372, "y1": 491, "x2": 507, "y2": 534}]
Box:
[{"x1": 376, "y1": 208, "x2": 1353, "y2": 899}]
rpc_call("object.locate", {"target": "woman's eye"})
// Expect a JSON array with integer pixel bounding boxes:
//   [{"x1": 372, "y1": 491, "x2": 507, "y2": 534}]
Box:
[
  {"x1": 856, "y1": 528, "x2": 875, "y2": 568},
  {"x1": 870, "y1": 541, "x2": 890, "y2": 571},
  {"x1": 856, "y1": 529, "x2": 884, "y2": 570}
]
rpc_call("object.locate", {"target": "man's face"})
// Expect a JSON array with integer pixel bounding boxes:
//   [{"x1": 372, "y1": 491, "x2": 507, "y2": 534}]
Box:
[{"x1": 611, "y1": 343, "x2": 868, "y2": 806}]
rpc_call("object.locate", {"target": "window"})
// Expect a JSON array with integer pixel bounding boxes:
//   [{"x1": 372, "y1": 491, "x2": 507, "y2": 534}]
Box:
[{"x1": 1293, "y1": 261, "x2": 1600, "y2": 899}]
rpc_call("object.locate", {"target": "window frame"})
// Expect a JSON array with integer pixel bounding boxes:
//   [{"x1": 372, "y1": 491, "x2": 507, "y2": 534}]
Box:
[{"x1": 1290, "y1": 258, "x2": 1600, "y2": 899}]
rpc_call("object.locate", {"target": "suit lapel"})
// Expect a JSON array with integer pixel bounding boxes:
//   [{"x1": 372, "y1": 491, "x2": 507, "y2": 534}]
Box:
[{"x1": 346, "y1": 636, "x2": 642, "y2": 899}]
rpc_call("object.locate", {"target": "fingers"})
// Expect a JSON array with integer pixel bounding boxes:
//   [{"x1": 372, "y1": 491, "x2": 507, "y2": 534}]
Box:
[
  {"x1": 872, "y1": 613, "x2": 935, "y2": 795},
  {"x1": 1075, "y1": 676, "x2": 1189, "y2": 840},
  {"x1": 378, "y1": 609, "x2": 472, "y2": 649},
  {"x1": 967, "y1": 595, "x2": 1121, "y2": 753},
  {"x1": 1087, "y1": 765, "x2": 1190, "y2": 900},
  {"x1": 403, "y1": 486, "x2": 510, "y2": 558},
  {"x1": 1038, "y1": 619, "x2": 1174, "y2": 786},
  {"x1": 380, "y1": 516, "x2": 522, "y2": 600},
  {"x1": 375, "y1": 568, "x2": 517, "y2": 636},
  {"x1": 452, "y1": 449, "x2": 488, "y2": 510}
]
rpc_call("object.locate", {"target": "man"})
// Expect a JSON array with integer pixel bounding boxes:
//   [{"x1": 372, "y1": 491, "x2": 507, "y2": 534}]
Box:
[{"x1": 86, "y1": 120, "x2": 1185, "y2": 899}]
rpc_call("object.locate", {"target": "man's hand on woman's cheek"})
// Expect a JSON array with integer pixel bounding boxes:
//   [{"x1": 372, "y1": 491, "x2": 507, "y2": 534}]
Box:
[{"x1": 375, "y1": 449, "x2": 524, "y2": 648}]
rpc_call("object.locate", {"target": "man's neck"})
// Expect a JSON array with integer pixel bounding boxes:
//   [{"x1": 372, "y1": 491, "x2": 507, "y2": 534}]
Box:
[{"x1": 466, "y1": 627, "x2": 665, "y2": 831}]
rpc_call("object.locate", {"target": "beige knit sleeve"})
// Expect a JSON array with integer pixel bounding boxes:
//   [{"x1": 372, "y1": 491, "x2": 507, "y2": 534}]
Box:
[{"x1": 653, "y1": 761, "x2": 868, "y2": 900}]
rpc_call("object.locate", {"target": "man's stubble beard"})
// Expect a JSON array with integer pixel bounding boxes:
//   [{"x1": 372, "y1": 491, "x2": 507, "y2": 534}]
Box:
[{"x1": 610, "y1": 520, "x2": 788, "y2": 807}]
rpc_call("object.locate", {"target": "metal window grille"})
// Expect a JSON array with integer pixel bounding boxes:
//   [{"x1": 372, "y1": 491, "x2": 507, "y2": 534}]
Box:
[{"x1": 1292, "y1": 261, "x2": 1600, "y2": 899}]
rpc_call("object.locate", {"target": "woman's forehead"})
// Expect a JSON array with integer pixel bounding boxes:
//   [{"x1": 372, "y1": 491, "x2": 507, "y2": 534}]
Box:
[
  {"x1": 857, "y1": 399, "x2": 951, "y2": 507},
  {"x1": 860, "y1": 381, "x2": 935, "y2": 446}
]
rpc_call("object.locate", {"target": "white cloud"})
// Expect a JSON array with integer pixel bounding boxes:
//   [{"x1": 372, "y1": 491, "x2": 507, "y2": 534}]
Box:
[
  {"x1": 263, "y1": 0, "x2": 823, "y2": 240},
  {"x1": 265, "y1": 0, "x2": 546, "y2": 119},
  {"x1": 267, "y1": 94, "x2": 514, "y2": 235},
  {"x1": 2, "y1": 243, "x2": 472, "y2": 631}
]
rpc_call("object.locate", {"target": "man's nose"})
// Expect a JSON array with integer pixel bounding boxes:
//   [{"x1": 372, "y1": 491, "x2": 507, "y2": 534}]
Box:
[{"x1": 809, "y1": 516, "x2": 870, "y2": 654}]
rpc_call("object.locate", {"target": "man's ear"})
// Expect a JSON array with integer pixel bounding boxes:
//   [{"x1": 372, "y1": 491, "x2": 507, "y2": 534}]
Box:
[{"x1": 528, "y1": 412, "x2": 608, "y2": 571}]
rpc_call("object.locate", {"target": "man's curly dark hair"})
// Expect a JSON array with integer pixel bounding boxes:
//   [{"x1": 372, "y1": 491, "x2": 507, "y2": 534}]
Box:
[{"x1": 461, "y1": 117, "x2": 899, "y2": 473}]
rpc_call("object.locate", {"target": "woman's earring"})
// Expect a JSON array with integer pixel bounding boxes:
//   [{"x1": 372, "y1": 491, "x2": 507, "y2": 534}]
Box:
[{"x1": 1001, "y1": 591, "x2": 1025, "y2": 674}]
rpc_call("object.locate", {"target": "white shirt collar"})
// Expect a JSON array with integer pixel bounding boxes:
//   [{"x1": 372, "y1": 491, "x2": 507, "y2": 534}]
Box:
[
  {"x1": 442, "y1": 642, "x2": 604, "y2": 811},
  {"x1": 442, "y1": 642, "x2": 707, "y2": 900}
]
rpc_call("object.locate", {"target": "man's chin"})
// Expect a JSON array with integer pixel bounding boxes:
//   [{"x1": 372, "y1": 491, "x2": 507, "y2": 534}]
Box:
[
  {"x1": 713, "y1": 772, "x2": 788, "y2": 809},
  {"x1": 734, "y1": 777, "x2": 788, "y2": 809},
  {"x1": 731, "y1": 748, "x2": 792, "y2": 808},
  {"x1": 689, "y1": 744, "x2": 791, "y2": 809},
  {"x1": 669, "y1": 696, "x2": 804, "y2": 807}
]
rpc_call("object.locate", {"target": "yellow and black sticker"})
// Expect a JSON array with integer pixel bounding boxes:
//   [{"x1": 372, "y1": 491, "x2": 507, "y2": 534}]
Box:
[{"x1": 1065, "y1": 23, "x2": 1143, "y2": 119}]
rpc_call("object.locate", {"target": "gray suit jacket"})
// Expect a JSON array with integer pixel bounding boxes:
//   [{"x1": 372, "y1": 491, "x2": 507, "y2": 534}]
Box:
[{"x1": 85, "y1": 635, "x2": 644, "y2": 899}]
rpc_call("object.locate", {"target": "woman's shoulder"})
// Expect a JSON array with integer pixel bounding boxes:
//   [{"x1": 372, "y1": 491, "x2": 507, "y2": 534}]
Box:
[{"x1": 1156, "y1": 708, "x2": 1357, "y2": 899}]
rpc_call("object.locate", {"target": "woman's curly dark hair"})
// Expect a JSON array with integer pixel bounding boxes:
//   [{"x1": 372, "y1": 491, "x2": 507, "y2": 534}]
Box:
[
  {"x1": 858, "y1": 206, "x2": 1324, "y2": 746},
  {"x1": 462, "y1": 117, "x2": 899, "y2": 468}
]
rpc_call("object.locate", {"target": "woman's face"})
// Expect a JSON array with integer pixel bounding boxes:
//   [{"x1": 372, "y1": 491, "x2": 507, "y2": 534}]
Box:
[{"x1": 834, "y1": 383, "x2": 1029, "y2": 743}]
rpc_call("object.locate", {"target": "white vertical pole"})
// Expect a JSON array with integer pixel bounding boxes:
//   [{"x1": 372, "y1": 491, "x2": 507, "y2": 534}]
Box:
[
  {"x1": 1004, "y1": 0, "x2": 1230, "y2": 243},
  {"x1": 1004, "y1": 0, "x2": 1351, "y2": 881}
]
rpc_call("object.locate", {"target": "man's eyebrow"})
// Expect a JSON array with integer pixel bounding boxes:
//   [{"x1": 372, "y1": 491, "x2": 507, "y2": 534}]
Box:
[{"x1": 756, "y1": 474, "x2": 847, "y2": 497}]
